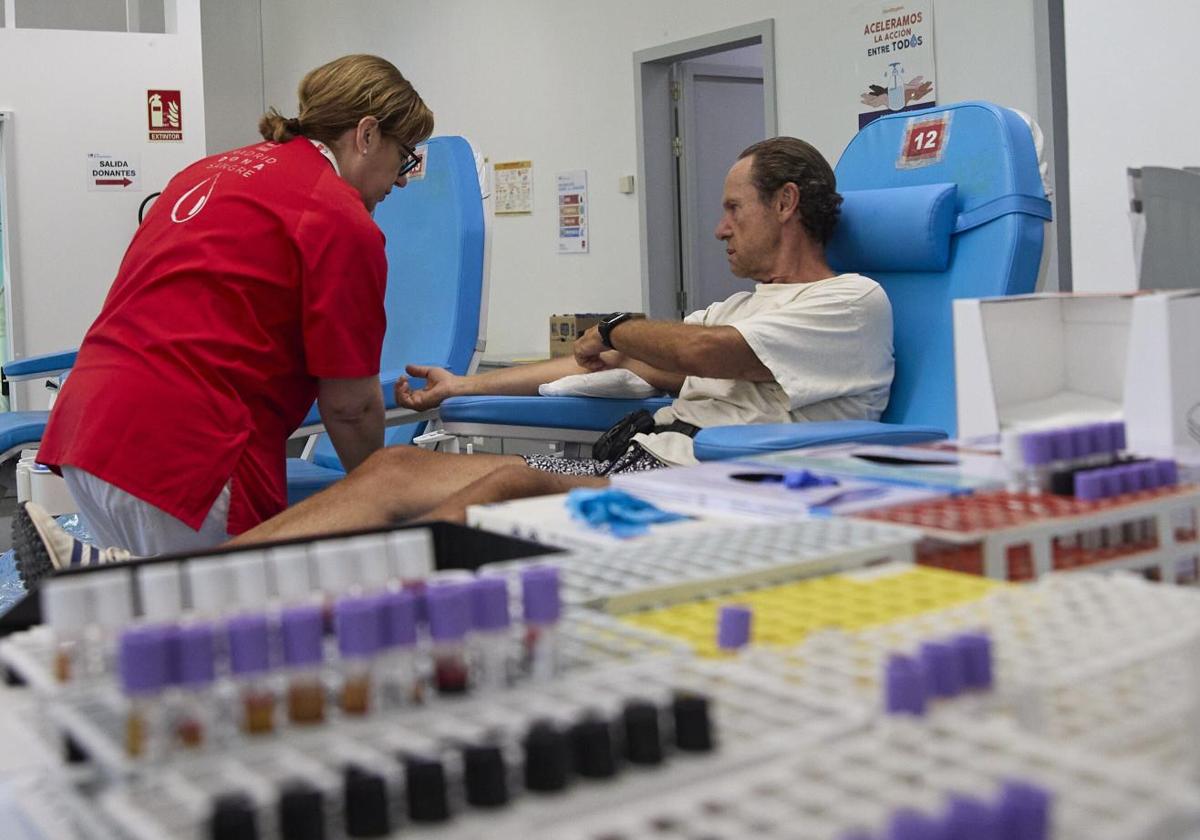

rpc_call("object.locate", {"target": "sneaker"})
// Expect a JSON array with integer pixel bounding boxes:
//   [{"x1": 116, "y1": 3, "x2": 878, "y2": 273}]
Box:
[{"x1": 13, "y1": 502, "x2": 133, "y2": 585}]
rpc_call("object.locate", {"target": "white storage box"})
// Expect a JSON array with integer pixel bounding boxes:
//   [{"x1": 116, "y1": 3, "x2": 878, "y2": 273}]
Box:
[{"x1": 954, "y1": 290, "x2": 1200, "y2": 452}]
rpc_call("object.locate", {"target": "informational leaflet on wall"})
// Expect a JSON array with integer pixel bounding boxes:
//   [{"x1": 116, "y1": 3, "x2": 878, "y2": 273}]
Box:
[
  {"x1": 556, "y1": 169, "x2": 588, "y2": 254},
  {"x1": 493, "y1": 160, "x2": 533, "y2": 214},
  {"x1": 852, "y1": 0, "x2": 937, "y2": 129},
  {"x1": 86, "y1": 153, "x2": 141, "y2": 192}
]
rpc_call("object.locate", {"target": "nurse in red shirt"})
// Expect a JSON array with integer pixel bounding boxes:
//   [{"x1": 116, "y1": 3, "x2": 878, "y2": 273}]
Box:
[{"x1": 34, "y1": 54, "x2": 433, "y2": 561}]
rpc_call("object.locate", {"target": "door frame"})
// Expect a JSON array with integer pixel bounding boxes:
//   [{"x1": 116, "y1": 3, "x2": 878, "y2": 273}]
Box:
[
  {"x1": 0, "y1": 112, "x2": 21, "y2": 379},
  {"x1": 633, "y1": 20, "x2": 777, "y2": 319}
]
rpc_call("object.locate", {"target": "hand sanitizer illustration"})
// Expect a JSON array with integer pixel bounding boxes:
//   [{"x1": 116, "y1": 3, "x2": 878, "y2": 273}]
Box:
[{"x1": 886, "y1": 62, "x2": 906, "y2": 111}]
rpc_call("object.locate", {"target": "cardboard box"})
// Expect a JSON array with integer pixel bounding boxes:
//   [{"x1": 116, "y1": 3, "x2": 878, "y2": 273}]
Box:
[
  {"x1": 548, "y1": 313, "x2": 644, "y2": 357},
  {"x1": 953, "y1": 291, "x2": 1200, "y2": 451}
]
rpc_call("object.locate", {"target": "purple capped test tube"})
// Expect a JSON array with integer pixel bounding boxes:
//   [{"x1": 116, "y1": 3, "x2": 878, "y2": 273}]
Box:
[
  {"x1": 281, "y1": 604, "x2": 326, "y2": 725},
  {"x1": 920, "y1": 639, "x2": 965, "y2": 699},
  {"x1": 226, "y1": 613, "x2": 276, "y2": 735},
  {"x1": 717, "y1": 604, "x2": 753, "y2": 652},
  {"x1": 943, "y1": 793, "x2": 1002, "y2": 840},
  {"x1": 171, "y1": 622, "x2": 216, "y2": 749},
  {"x1": 884, "y1": 652, "x2": 927, "y2": 716},
  {"x1": 1018, "y1": 430, "x2": 1056, "y2": 493},
  {"x1": 428, "y1": 581, "x2": 472, "y2": 694},
  {"x1": 887, "y1": 807, "x2": 941, "y2": 840},
  {"x1": 335, "y1": 595, "x2": 381, "y2": 716},
  {"x1": 953, "y1": 631, "x2": 993, "y2": 692},
  {"x1": 997, "y1": 780, "x2": 1052, "y2": 840},
  {"x1": 118, "y1": 624, "x2": 172, "y2": 759},
  {"x1": 470, "y1": 575, "x2": 514, "y2": 691},
  {"x1": 377, "y1": 588, "x2": 421, "y2": 707},
  {"x1": 521, "y1": 566, "x2": 562, "y2": 681}
]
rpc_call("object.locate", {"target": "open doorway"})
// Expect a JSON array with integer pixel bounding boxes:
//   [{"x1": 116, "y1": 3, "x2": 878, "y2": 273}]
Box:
[{"x1": 634, "y1": 21, "x2": 777, "y2": 319}]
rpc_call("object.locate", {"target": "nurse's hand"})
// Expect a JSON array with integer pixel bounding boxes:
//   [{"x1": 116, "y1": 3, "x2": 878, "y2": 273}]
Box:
[{"x1": 396, "y1": 365, "x2": 461, "y2": 410}]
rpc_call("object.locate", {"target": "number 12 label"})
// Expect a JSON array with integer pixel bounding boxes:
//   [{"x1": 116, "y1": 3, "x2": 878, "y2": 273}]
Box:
[{"x1": 898, "y1": 114, "x2": 951, "y2": 168}]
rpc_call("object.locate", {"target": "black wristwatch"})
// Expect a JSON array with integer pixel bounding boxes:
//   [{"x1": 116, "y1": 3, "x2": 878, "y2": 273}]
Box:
[{"x1": 598, "y1": 312, "x2": 635, "y2": 349}]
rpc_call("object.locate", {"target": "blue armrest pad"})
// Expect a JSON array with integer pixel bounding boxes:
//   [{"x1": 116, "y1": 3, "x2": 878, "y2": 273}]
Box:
[
  {"x1": 693, "y1": 421, "x2": 948, "y2": 461},
  {"x1": 827, "y1": 183, "x2": 958, "y2": 273},
  {"x1": 440, "y1": 395, "x2": 674, "y2": 432},
  {"x1": 4, "y1": 349, "x2": 79, "y2": 379},
  {"x1": 0, "y1": 410, "x2": 51, "y2": 455}
]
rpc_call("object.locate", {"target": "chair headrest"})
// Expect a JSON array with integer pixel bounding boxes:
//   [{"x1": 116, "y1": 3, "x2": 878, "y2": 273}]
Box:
[{"x1": 826, "y1": 182, "x2": 957, "y2": 273}]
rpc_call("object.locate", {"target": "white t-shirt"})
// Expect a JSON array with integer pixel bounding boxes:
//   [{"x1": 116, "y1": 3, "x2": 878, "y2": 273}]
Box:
[{"x1": 633, "y1": 273, "x2": 894, "y2": 466}]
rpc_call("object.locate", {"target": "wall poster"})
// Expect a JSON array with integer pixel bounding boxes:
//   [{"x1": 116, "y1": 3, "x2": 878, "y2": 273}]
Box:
[{"x1": 853, "y1": 1, "x2": 937, "y2": 129}]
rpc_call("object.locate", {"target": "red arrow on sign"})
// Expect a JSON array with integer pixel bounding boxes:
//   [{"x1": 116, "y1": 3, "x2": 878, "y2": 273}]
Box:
[{"x1": 96, "y1": 178, "x2": 132, "y2": 187}]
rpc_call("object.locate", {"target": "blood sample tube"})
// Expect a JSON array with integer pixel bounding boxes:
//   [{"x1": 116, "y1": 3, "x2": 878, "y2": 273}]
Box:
[
  {"x1": 117, "y1": 624, "x2": 171, "y2": 759},
  {"x1": 172, "y1": 622, "x2": 216, "y2": 749},
  {"x1": 377, "y1": 588, "x2": 422, "y2": 707},
  {"x1": 426, "y1": 582, "x2": 471, "y2": 695},
  {"x1": 470, "y1": 575, "x2": 513, "y2": 691},
  {"x1": 521, "y1": 566, "x2": 561, "y2": 680},
  {"x1": 226, "y1": 613, "x2": 276, "y2": 736},
  {"x1": 41, "y1": 576, "x2": 91, "y2": 685},
  {"x1": 280, "y1": 604, "x2": 327, "y2": 725},
  {"x1": 335, "y1": 595, "x2": 381, "y2": 717}
]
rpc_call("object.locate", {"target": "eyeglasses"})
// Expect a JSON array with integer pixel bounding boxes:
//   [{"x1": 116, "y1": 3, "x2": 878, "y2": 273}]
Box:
[{"x1": 397, "y1": 140, "x2": 423, "y2": 178}]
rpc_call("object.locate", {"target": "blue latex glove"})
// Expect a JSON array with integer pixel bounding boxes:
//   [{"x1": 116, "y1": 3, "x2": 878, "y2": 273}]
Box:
[
  {"x1": 565, "y1": 488, "x2": 691, "y2": 538},
  {"x1": 783, "y1": 469, "x2": 840, "y2": 489}
]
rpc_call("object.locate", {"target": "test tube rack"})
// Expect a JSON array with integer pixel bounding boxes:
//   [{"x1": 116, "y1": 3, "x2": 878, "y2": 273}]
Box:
[
  {"x1": 88, "y1": 655, "x2": 870, "y2": 840},
  {"x1": 545, "y1": 714, "x2": 1200, "y2": 840},
  {"x1": 483, "y1": 518, "x2": 922, "y2": 614},
  {"x1": 620, "y1": 563, "x2": 1001, "y2": 656},
  {"x1": 852, "y1": 485, "x2": 1200, "y2": 582},
  {"x1": 750, "y1": 573, "x2": 1200, "y2": 778}
]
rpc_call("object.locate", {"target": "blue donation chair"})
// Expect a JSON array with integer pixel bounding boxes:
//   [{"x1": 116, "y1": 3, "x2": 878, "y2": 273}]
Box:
[
  {"x1": 433, "y1": 101, "x2": 1050, "y2": 457},
  {"x1": 0, "y1": 136, "x2": 488, "y2": 506},
  {"x1": 287, "y1": 135, "x2": 487, "y2": 502}
]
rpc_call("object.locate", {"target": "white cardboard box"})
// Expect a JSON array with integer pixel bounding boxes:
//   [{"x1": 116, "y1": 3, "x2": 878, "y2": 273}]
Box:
[{"x1": 954, "y1": 290, "x2": 1200, "y2": 451}]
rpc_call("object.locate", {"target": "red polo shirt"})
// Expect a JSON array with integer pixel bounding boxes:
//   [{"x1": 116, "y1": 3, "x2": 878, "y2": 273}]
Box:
[{"x1": 39, "y1": 138, "x2": 387, "y2": 534}]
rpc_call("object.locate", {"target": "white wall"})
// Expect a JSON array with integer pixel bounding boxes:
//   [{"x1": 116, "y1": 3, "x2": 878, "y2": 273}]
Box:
[
  {"x1": 200, "y1": 0, "x2": 263, "y2": 154},
  {"x1": 1064, "y1": 0, "x2": 1200, "y2": 292},
  {"x1": 0, "y1": 0, "x2": 206, "y2": 386},
  {"x1": 254, "y1": 0, "x2": 1043, "y2": 356}
]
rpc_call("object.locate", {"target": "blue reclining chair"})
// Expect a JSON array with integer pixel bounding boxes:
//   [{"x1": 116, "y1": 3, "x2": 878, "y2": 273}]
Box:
[
  {"x1": 287, "y1": 135, "x2": 487, "y2": 502},
  {"x1": 435, "y1": 101, "x2": 1050, "y2": 457},
  {"x1": 0, "y1": 350, "x2": 77, "y2": 466},
  {"x1": 0, "y1": 136, "x2": 488, "y2": 506}
]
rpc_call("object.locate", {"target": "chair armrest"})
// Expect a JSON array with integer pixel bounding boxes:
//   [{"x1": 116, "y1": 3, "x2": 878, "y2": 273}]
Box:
[
  {"x1": 3, "y1": 349, "x2": 79, "y2": 382},
  {"x1": 693, "y1": 421, "x2": 948, "y2": 461},
  {"x1": 439, "y1": 395, "x2": 674, "y2": 432}
]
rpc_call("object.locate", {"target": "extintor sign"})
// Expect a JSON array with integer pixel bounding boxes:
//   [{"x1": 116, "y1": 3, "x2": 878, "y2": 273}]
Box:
[{"x1": 147, "y1": 90, "x2": 183, "y2": 142}]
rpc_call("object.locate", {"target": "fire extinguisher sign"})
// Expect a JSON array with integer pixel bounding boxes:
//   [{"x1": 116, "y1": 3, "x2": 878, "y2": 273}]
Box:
[{"x1": 147, "y1": 90, "x2": 183, "y2": 142}]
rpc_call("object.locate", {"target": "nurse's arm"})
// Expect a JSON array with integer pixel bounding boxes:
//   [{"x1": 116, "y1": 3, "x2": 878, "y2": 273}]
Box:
[{"x1": 318, "y1": 376, "x2": 385, "y2": 472}]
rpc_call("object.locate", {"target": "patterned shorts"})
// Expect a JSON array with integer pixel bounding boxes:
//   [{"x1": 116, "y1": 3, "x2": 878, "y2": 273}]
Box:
[{"x1": 522, "y1": 442, "x2": 668, "y2": 477}]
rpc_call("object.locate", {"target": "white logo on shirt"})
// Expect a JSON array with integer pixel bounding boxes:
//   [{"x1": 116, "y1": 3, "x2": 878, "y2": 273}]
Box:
[{"x1": 171, "y1": 174, "x2": 220, "y2": 223}]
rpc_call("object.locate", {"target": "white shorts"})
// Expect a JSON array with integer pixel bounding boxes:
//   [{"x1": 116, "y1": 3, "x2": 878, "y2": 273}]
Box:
[{"x1": 62, "y1": 466, "x2": 232, "y2": 557}]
